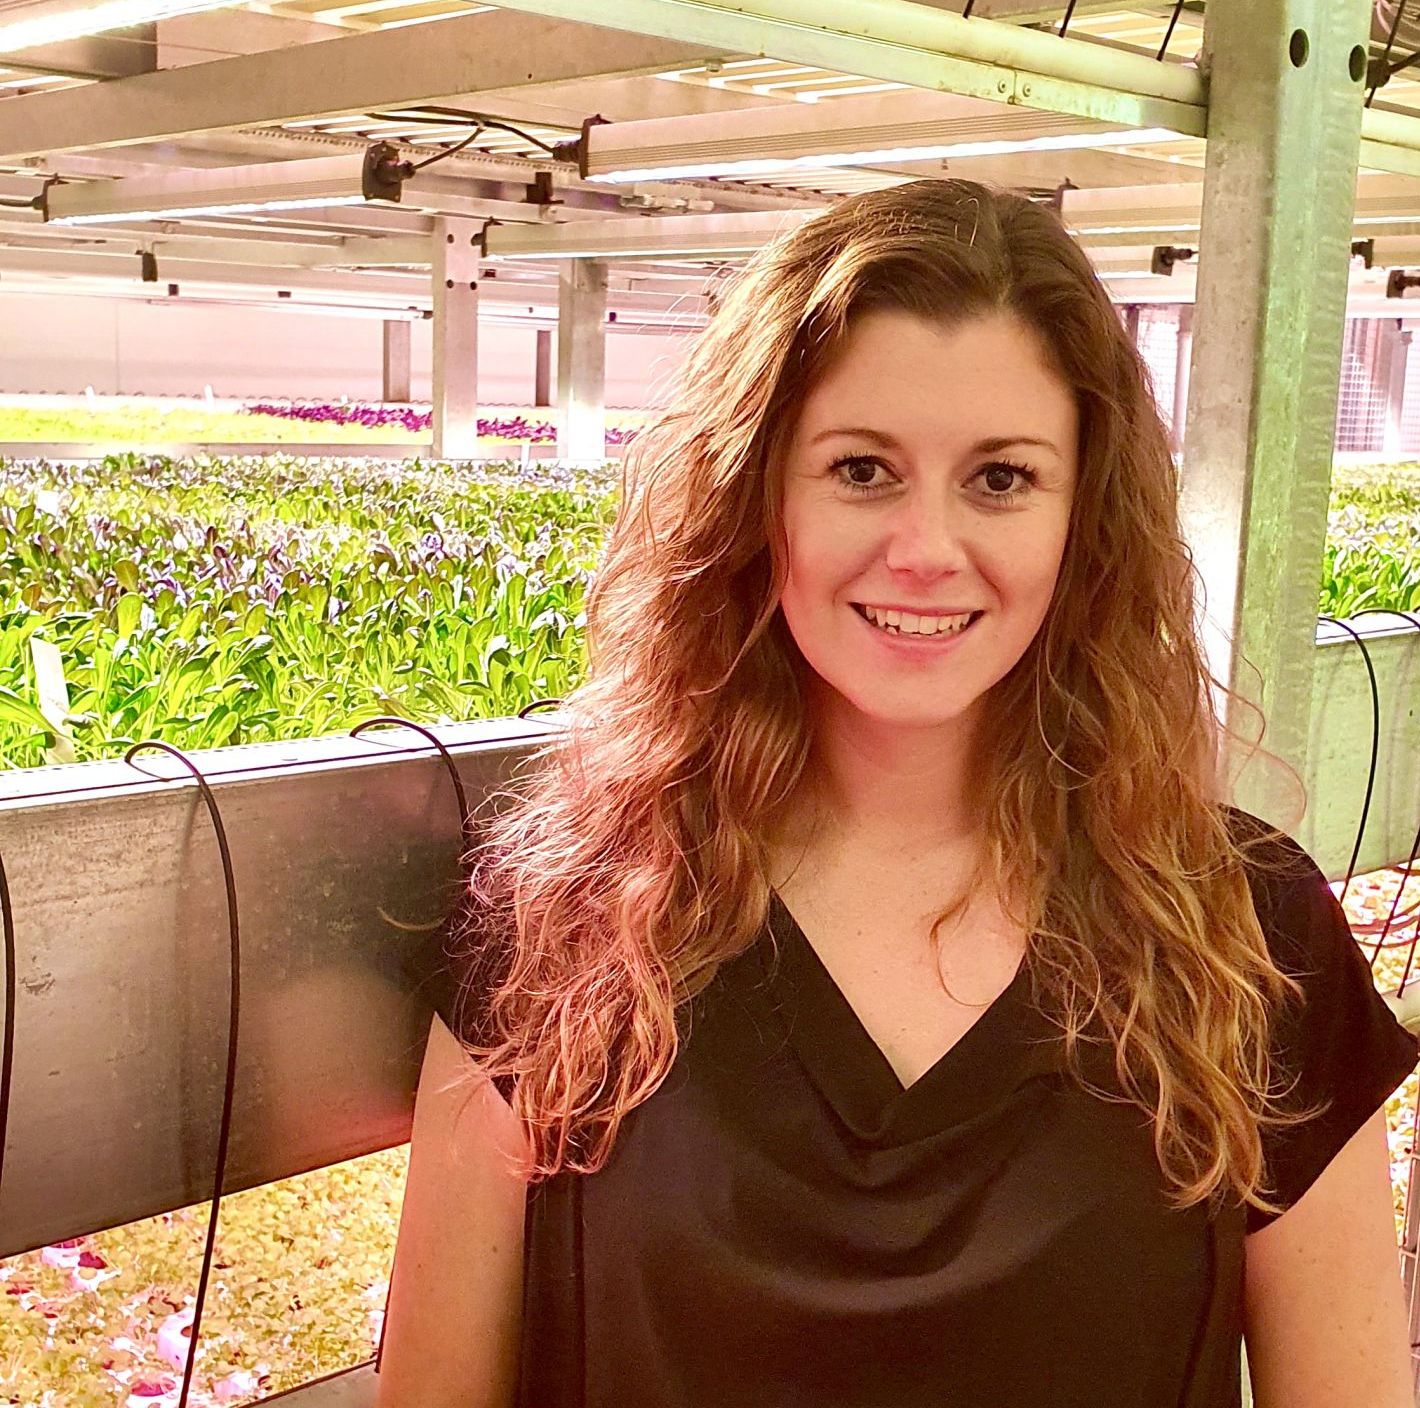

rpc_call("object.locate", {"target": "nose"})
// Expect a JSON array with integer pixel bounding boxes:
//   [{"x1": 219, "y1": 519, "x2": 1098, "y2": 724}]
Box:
[{"x1": 881, "y1": 486, "x2": 972, "y2": 578}]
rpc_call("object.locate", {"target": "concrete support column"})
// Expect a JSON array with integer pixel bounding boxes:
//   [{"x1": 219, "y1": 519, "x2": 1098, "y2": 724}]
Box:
[
  {"x1": 534, "y1": 328, "x2": 553, "y2": 407},
  {"x1": 432, "y1": 217, "x2": 480, "y2": 460},
  {"x1": 382, "y1": 320, "x2": 411, "y2": 404},
  {"x1": 1178, "y1": 0, "x2": 1370, "y2": 825},
  {"x1": 556, "y1": 259, "x2": 608, "y2": 460},
  {"x1": 1377, "y1": 319, "x2": 1410, "y2": 455},
  {"x1": 1169, "y1": 304, "x2": 1193, "y2": 458}
]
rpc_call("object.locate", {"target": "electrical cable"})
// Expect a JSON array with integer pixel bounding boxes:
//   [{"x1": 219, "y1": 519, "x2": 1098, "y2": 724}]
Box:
[
  {"x1": 1369, "y1": 0, "x2": 1411, "y2": 107},
  {"x1": 402, "y1": 125, "x2": 484, "y2": 175},
  {"x1": 1155, "y1": 0, "x2": 1187, "y2": 64},
  {"x1": 366, "y1": 108, "x2": 567, "y2": 159}
]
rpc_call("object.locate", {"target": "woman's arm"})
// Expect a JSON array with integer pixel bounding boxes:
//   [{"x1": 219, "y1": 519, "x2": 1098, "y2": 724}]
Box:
[
  {"x1": 376, "y1": 1013, "x2": 530, "y2": 1408},
  {"x1": 1242, "y1": 1107, "x2": 1412, "y2": 1407}
]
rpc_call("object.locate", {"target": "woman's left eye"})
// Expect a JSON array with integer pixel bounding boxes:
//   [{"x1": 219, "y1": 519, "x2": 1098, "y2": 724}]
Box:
[{"x1": 828, "y1": 454, "x2": 1038, "y2": 505}]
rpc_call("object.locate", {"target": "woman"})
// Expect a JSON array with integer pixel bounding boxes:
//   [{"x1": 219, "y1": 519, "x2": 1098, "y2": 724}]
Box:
[{"x1": 384, "y1": 179, "x2": 1418, "y2": 1407}]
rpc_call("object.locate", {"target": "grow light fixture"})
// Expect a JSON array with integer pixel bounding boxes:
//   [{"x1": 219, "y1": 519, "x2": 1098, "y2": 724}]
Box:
[
  {"x1": 0, "y1": 0, "x2": 238, "y2": 55},
  {"x1": 564, "y1": 91, "x2": 1191, "y2": 185},
  {"x1": 482, "y1": 209, "x2": 819, "y2": 261},
  {"x1": 42, "y1": 153, "x2": 399, "y2": 226}
]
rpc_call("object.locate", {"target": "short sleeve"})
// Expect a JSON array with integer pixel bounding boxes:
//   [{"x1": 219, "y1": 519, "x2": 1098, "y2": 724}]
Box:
[
  {"x1": 1234, "y1": 816, "x2": 1419, "y2": 1233},
  {"x1": 399, "y1": 909, "x2": 476, "y2": 1041},
  {"x1": 397, "y1": 888, "x2": 515, "y2": 1100}
]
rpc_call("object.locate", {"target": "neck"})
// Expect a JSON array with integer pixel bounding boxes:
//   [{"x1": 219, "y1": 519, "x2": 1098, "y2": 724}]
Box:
[{"x1": 770, "y1": 687, "x2": 991, "y2": 862}]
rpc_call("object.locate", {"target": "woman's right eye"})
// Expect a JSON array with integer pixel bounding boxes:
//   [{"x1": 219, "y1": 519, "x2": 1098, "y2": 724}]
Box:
[{"x1": 828, "y1": 454, "x2": 893, "y2": 497}]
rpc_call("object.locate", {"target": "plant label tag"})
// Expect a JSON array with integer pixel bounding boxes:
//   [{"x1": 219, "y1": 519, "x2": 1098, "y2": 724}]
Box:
[{"x1": 30, "y1": 636, "x2": 77, "y2": 765}]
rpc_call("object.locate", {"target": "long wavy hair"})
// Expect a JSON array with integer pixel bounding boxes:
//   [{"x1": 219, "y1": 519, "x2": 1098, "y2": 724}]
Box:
[{"x1": 446, "y1": 178, "x2": 1323, "y2": 1221}]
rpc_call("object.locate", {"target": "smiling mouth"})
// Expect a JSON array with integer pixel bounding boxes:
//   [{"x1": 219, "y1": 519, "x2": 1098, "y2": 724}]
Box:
[{"x1": 850, "y1": 603, "x2": 985, "y2": 638}]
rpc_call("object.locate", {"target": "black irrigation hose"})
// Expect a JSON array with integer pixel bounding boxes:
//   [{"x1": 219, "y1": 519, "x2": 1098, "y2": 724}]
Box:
[
  {"x1": 1318, "y1": 609, "x2": 1420, "y2": 983},
  {"x1": 348, "y1": 716, "x2": 479, "y2": 1375},
  {"x1": 122, "y1": 740, "x2": 243, "y2": 1408},
  {"x1": 0, "y1": 851, "x2": 16, "y2": 1201},
  {"x1": 350, "y1": 702, "x2": 558, "y2": 1373},
  {"x1": 1317, "y1": 615, "x2": 1384, "y2": 899}
]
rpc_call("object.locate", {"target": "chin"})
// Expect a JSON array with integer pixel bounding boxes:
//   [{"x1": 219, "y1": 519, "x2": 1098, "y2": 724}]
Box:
[{"x1": 844, "y1": 693, "x2": 980, "y2": 730}]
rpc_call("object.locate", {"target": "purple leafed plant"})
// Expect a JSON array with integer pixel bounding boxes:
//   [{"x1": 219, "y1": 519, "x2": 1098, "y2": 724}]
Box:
[{"x1": 242, "y1": 401, "x2": 638, "y2": 445}]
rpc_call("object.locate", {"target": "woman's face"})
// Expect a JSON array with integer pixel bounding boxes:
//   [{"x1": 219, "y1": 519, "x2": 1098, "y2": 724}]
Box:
[{"x1": 777, "y1": 307, "x2": 1080, "y2": 737}]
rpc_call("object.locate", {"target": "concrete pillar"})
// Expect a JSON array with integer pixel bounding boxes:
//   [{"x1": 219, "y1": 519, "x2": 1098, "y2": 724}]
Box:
[
  {"x1": 432, "y1": 217, "x2": 480, "y2": 460},
  {"x1": 1178, "y1": 0, "x2": 1370, "y2": 823},
  {"x1": 556, "y1": 259, "x2": 608, "y2": 461},
  {"x1": 534, "y1": 328, "x2": 553, "y2": 407},
  {"x1": 1377, "y1": 319, "x2": 1410, "y2": 455},
  {"x1": 382, "y1": 320, "x2": 411, "y2": 404},
  {"x1": 1169, "y1": 304, "x2": 1193, "y2": 458}
]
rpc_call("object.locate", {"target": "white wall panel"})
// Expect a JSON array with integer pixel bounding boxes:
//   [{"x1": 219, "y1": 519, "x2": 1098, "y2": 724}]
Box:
[{"x1": 0, "y1": 292, "x2": 690, "y2": 408}]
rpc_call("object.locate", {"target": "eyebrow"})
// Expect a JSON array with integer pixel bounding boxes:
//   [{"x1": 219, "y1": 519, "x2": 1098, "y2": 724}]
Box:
[{"x1": 808, "y1": 427, "x2": 1060, "y2": 456}]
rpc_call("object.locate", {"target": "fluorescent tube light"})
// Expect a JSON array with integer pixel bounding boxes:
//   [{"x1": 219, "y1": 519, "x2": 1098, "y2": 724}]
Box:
[
  {"x1": 482, "y1": 209, "x2": 820, "y2": 261},
  {"x1": 0, "y1": 0, "x2": 238, "y2": 54},
  {"x1": 43, "y1": 155, "x2": 385, "y2": 226},
  {"x1": 51, "y1": 195, "x2": 370, "y2": 226},
  {"x1": 589, "y1": 128, "x2": 1188, "y2": 184},
  {"x1": 571, "y1": 90, "x2": 1191, "y2": 185}
]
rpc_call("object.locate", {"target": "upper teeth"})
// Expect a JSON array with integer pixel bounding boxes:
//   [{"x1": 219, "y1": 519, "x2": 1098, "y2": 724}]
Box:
[{"x1": 861, "y1": 605, "x2": 975, "y2": 635}]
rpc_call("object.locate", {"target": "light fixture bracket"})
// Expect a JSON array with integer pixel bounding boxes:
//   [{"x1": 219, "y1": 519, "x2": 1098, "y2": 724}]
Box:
[{"x1": 362, "y1": 142, "x2": 409, "y2": 204}]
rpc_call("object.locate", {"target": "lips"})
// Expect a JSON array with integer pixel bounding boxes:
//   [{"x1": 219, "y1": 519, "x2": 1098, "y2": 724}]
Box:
[
  {"x1": 850, "y1": 603, "x2": 986, "y2": 649},
  {"x1": 850, "y1": 603, "x2": 984, "y2": 634}
]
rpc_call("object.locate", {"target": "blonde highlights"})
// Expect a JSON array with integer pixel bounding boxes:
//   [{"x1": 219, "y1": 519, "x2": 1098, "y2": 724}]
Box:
[{"x1": 448, "y1": 179, "x2": 1322, "y2": 1221}]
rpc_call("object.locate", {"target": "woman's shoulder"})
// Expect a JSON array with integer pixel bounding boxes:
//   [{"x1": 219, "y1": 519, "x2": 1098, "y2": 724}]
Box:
[{"x1": 1218, "y1": 804, "x2": 1333, "y2": 958}]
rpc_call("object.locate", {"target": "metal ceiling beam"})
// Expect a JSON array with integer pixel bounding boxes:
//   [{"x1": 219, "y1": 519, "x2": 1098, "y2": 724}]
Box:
[
  {"x1": 3, "y1": 25, "x2": 156, "y2": 79},
  {"x1": 0, "y1": 218, "x2": 731, "y2": 283},
  {"x1": 956, "y1": 0, "x2": 1158, "y2": 19},
  {"x1": 478, "y1": 0, "x2": 1207, "y2": 135},
  {"x1": 1358, "y1": 105, "x2": 1420, "y2": 178},
  {"x1": 0, "y1": 11, "x2": 725, "y2": 159},
  {"x1": 1061, "y1": 171, "x2": 1420, "y2": 245},
  {"x1": 0, "y1": 245, "x2": 710, "y2": 314},
  {"x1": 483, "y1": 208, "x2": 818, "y2": 259}
]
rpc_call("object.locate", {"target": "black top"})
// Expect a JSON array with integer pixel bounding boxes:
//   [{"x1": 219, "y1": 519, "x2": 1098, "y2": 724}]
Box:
[{"x1": 402, "y1": 808, "x2": 1418, "y2": 1407}]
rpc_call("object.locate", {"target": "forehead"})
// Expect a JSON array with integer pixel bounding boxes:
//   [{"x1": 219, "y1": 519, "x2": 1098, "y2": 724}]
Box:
[{"x1": 792, "y1": 307, "x2": 1077, "y2": 456}]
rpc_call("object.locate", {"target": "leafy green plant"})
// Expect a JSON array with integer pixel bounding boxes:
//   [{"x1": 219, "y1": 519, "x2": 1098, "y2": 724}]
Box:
[{"x1": 0, "y1": 454, "x2": 618, "y2": 768}]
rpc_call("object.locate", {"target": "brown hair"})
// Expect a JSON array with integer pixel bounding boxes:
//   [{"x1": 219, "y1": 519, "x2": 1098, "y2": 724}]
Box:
[{"x1": 448, "y1": 178, "x2": 1320, "y2": 1221}]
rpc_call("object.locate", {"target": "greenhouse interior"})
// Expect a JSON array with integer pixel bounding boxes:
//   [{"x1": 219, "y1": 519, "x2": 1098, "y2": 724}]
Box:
[{"x1": 2, "y1": 0, "x2": 1420, "y2": 1405}]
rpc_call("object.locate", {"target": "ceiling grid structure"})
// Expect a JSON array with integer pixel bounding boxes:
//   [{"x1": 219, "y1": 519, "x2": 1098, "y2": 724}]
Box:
[{"x1": 0, "y1": 2, "x2": 1414, "y2": 323}]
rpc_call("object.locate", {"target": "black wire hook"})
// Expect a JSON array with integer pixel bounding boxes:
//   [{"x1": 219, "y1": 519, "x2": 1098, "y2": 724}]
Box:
[
  {"x1": 351, "y1": 717, "x2": 474, "y2": 855},
  {"x1": 0, "y1": 849, "x2": 16, "y2": 1204},
  {"x1": 123, "y1": 739, "x2": 243, "y2": 1408},
  {"x1": 1316, "y1": 614, "x2": 1384, "y2": 905}
]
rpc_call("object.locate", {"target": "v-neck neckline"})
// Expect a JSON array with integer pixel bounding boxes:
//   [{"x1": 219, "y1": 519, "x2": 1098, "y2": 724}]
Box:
[{"x1": 762, "y1": 888, "x2": 1056, "y2": 1145}]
